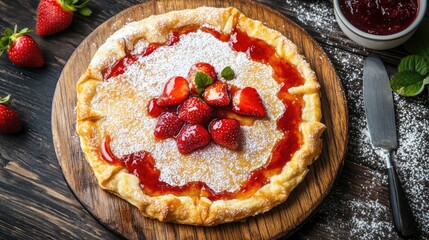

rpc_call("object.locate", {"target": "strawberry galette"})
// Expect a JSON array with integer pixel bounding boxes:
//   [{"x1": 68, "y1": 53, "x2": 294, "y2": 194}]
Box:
[{"x1": 76, "y1": 7, "x2": 325, "y2": 226}]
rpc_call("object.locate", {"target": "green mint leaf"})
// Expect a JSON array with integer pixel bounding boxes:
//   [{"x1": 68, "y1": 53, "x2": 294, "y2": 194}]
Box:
[
  {"x1": 221, "y1": 66, "x2": 235, "y2": 80},
  {"x1": 195, "y1": 71, "x2": 213, "y2": 94},
  {"x1": 398, "y1": 55, "x2": 429, "y2": 76},
  {"x1": 404, "y1": 19, "x2": 429, "y2": 60},
  {"x1": 391, "y1": 70, "x2": 427, "y2": 96},
  {"x1": 196, "y1": 86, "x2": 204, "y2": 95}
]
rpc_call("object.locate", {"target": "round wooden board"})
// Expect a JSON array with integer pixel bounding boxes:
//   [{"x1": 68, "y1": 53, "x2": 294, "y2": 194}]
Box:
[{"x1": 52, "y1": 0, "x2": 348, "y2": 239}]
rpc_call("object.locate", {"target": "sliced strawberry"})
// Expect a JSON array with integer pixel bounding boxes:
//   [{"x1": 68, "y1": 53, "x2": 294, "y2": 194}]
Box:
[
  {"x1": 209, "y1": 119, "x2": 240, "y2": 150},
  {"x1": 187, "y1": 62, "x2": 217, "y2": 93},
  {"x1": 176, "y1": 124, "x2": 211, "y2": 154},
  {"x1": 157, "y1": 76, "x2": 190, "y2": 107},
  {"x1": 154, "y1": 112, "x2": 184, "y2": 139},
  {"x1": 147, "y1": 98, "x2": 165, "y2": 117},
  {"x1": 232, "y1": 87, "x2": 266, "y2": 117},
  {"x1": 178, "y1": 97, "x2": 212, "y2": 124},
  {"x1": 203, "y1": 81, "x2": 230, "y2": 107}
]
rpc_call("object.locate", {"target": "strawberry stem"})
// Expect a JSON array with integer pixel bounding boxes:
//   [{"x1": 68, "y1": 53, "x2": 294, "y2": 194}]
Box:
[
  {"x1": 0, "y1": 25, "x2": 32, "y2": 56},
  {"x1": 0, "y1": 95, "x2": 11, "y2": 104},
  {"x1": 74, "y1": 0, "x2": 91, "y2": 9},
  {"x1": 60, "y1": 0, "x2": 92, "y2": 16},
  {"x1": 60, "y1": 0, "x2": 76, "y2": 12}
]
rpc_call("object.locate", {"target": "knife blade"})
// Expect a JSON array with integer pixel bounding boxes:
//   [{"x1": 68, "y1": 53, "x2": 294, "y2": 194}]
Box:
[
  {"x1": 363, "y1": 55, "x2": 417, "y2": 237},
  {"x1": 363, "y1": 56, "x2": 397, "y2": 150}
]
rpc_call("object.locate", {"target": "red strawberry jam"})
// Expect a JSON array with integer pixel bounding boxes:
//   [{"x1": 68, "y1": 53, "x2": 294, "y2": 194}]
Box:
[
  {"x1": 101, "y1": 26, "x2": 305, "y2": 201},
  {"x1": 339, "y1": 0, "x2": 419, "y2": 35}
]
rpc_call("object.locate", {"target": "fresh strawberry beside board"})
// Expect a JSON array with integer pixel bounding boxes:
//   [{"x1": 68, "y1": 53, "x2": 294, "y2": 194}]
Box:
[
  {"x1": 36, "y1": 0, "x2": 92, "y2": 37},
  {"x1": 0, "y1": 95, "x2": 22, "y2": 134},
  {"x1": 232, "y1": 87, "x2": 267, "y2": 117},
  {"x1": 0, "y1": 26, "x2": 44, "y2": 68}
]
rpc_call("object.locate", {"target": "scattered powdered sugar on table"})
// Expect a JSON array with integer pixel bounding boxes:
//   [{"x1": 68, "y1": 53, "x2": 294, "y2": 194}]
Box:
[
  {"x1": 280, "y1": 0, "x2": 342, "y2": 46},
  {"x1": 292, "y1": 0, "x2": 336, "y2": 32},
  {"x1": 349, "y1": 199, "x2": 392, "y2": 239},
  {"x1": 393, "y1": 96, "x2": 429, "y2": 236},
  {"x1": 90, "y1": 30, "x2": 285, "y2": 193},
  {"x1": 278, "y1": 0, "x2": 429, "y2": 238},
  {"x1": 328, "y1": 44, "x2": 428, "y2": 238}
]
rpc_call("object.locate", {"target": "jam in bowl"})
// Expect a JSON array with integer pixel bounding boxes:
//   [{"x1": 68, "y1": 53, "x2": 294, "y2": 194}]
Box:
[{"x1": 333, "y1": 0, "x2": 427, "y2": 50}]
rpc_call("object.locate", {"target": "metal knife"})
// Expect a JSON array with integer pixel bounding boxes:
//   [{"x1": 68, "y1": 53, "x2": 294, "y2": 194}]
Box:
[{"x1": 363, "y1": 55, "x2": 418, "y2": 236}]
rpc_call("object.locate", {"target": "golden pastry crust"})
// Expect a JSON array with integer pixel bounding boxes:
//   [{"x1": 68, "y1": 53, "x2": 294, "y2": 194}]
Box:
[{"x1": 76, "y1": 7, "x2": 325, "y2": 226}]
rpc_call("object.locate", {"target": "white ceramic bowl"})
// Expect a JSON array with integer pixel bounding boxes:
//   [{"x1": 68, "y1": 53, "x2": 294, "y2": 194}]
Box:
[{"x1": 333, "y1": 0, "x2": 427, "y2": 50}]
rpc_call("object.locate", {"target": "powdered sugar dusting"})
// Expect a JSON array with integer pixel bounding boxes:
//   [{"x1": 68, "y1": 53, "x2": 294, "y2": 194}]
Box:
[
  {"x1": 305, "y1": 41, "x2": 429, "y2": 238},
  {"x1": 349, "y1": 199, "x2": 393, "y2": 239},
  {"x1": 91, "y1": 30, "x2": 284, "y2": 193}
]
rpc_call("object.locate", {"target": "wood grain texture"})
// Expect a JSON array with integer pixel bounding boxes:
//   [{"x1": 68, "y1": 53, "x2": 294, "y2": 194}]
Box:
[{"x1": 51, "y1": 0, "x2": 347, "y2": 239}]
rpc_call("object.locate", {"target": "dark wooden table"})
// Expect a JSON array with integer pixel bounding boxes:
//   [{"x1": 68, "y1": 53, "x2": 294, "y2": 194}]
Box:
[{"x1": 1, "y1": 0, "x2": 428, "y2": 239}]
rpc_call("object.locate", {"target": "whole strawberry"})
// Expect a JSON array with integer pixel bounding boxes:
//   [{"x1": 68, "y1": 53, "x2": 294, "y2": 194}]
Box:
[
  {"x1": 154, "y1": 112, "x2": 184, "y2": 140},
  {"x1": 209, "y1": 119, "x2": 241, "y2": 150},
  {"x1": 0, "y1": 26, "x2": 44, "y2": 68},
  {"x1": 176, "y1": 124, "x2": 211, "y2": 154},
  {"x1": 0, "y1": 95, "x2": 22, "y2": 134},
  {"x1": 178, "y1": 97, "x2": 213, "y2": 124},
  {"x1": 36, "y1": 0, "x2": 92, "y2": 37}
]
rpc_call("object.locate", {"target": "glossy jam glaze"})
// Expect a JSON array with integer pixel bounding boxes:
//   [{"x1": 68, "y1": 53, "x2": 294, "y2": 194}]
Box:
[{"x1": 101, "y1": 26, "x2": 305, "y2": 200}]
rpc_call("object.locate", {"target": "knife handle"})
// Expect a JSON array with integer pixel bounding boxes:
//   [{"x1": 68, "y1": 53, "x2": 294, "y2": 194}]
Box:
[{"x1": 387, "y1": 153, "x2": 418, "y2": 236}]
